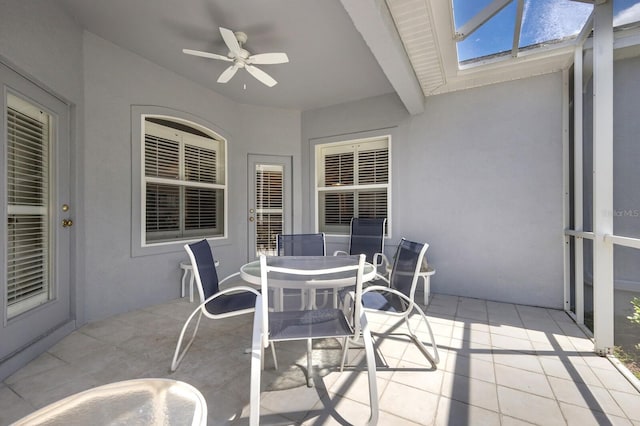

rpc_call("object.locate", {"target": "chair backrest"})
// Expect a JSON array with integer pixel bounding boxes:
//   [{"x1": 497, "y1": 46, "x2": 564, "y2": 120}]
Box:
[
  {"x1": 276, "y1": 233, "x2": 326, "y2": 256},
  {"x1": 184, "y1": 240, "x2": 220, "y2": 302},
  {"x1": 349, "y1": 218, "x2": 386, "y2": 263},
  {"x1": 259, "y1": 254, "x2": 365, "y2": 348},
  {"x1": 389, "y1": 238, "x2": 429, "y2": 301}
]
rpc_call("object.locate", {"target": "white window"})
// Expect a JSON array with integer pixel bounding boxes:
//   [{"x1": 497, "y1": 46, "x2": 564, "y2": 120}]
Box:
[
  {"x1": 315, "y1": 136, "x2": 390, "y2": 235},
  {"x1": 142, "y1": 117, "x2": 226, "y2": 244}
]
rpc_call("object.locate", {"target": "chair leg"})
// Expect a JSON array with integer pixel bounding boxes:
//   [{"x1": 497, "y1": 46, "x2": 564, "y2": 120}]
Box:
[
  {"x1": 299, "y1": 289, "x2": 308, "y2": 310},
  {"x1": 340, "y1": 337, "x2": 350, "y2": 372},
  {"x1": 360, "y1": 312, "x2": 379, "y2": 426},
  {"x1": 260, "y1": 343, "x2": 279, "y2": 371},
  {"x1": 271, "y1": 343, "x2": 278, "y2": 371},
  {"x1": 306, "y1": 338, "x2": 313, "y2": 387},
  {"x1": 315, "y1": 290, "x2": 330, "y2": 308},
  {"x1": 250, "y1": 301, "x2": 263, "y2": 426},
  {"x1": 189, "y1": 270, "x2": 195, "y2": 303},
  {"x1": 180, "y1": 267, "x2": 188, "y2": 298},
  {"x1": 422, "y1": 275, "x2": 430, "y2": 306},
  {"x1": 404, "y1": 307, "x2": 440, "y2": 366},
  {"x1": 170, "y1": 309, "x2": 204, "y2": 372}
]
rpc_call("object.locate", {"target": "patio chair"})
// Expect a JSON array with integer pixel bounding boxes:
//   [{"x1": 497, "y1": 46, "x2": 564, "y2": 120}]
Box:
[
  {"x1": 276, "y1": 232, "x2": 327, "y2": 308},
  {"x1": 170, "y1": 239, "x2": 261, "y2": 372},
  {"x1": 276, "y1": 232, "x2": 326, "y2": 256},
  {"x1": 248, "y1": 254, "x2": 378, "y2": 425},
  {"x1": 355, "y1": 238, "x2": 440, "y2": 366},
  {"x1": 334, "y1": 218, "x2": 389, "y2": 275}
]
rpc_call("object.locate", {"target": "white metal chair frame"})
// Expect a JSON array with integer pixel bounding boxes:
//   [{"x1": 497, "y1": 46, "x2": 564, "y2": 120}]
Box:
[
  {"x1": 360, "y1": 240, "x2": 440, "y2": 366},
  {"x1": 249, "y1": 254, "x2": 379, "y2": 425},
  {"x1": 170, "y1": 243, "x2": 261, "y2": 372}
]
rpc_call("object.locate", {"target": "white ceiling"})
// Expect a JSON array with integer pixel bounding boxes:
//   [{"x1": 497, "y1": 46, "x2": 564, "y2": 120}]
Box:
[
  {"x1": 55, "y1": 0, "x2": 396, "y2": 111},
  {"x1": 54, "y1": 0, "x2": 639, "y2": 114}
]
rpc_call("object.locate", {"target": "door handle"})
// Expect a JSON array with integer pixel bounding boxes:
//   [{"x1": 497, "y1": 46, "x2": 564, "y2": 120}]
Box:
[
  {"x1": 249, "y1": 217, "x2": 255, "y2": 222},
  {"x1": 62, "y1": 219, "x2": 73, "y2": 228}
]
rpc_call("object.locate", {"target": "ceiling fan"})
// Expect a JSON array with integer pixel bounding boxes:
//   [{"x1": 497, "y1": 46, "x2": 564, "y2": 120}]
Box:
[{"x1": 183, "y1": 27, "x2": 289, "y2": 87}]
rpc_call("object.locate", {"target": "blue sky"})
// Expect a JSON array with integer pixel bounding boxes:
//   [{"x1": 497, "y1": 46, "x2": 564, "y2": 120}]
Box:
[{"x1": 454, "y1": 0, "x2": 640, "y2": 62}]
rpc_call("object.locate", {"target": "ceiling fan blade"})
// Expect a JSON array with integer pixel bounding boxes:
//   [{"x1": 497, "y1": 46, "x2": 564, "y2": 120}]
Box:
[
  {"x1": 182, "y1": 49, "x2": 232, "y2": 62},
  {"x1": 217, "y1": 65, "x2": 239, "y2": 83},
  {"x1": 248, "y1": 52, "x2": 289, "y2": 65},
  {"x1": 219, "y1": 27, "x2": 241, "y2": 55},
  {"x1": 245, "y1": 65, "x2": 277, "y2": 87}
]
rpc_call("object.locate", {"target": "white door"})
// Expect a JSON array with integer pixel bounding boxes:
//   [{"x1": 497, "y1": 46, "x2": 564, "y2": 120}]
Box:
[
  {"x1": 0, "y1": 63, "x2": 72, "y2": 362},
  {"x1": 247, "y1": 155, "x2": 292, "y2": 260}
]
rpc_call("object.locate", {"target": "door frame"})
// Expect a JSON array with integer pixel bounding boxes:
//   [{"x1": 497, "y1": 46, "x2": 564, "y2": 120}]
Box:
[
  {"x1": 0, "y1": 61, "x2": 74, "y2": 376},
  {"x1": 247, "y1": 154, "x2": 292, "y2": 261}
]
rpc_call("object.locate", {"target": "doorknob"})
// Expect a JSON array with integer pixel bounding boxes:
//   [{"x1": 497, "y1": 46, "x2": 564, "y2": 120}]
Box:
[
  {"x1": 249, "y1": 217, "x2": 255, "y2": 222},
  {"x1": 62, "y1": 219, "x2": 73, "y2": 228}
]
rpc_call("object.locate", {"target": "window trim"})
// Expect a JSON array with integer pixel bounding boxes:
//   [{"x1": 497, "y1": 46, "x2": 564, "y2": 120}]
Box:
[
  {"x1": 131, "y1": 106, "x2": 229, "y2": 257},
  {"x1": 312, "y1": 132, "x2": 392, "y2": 238}
]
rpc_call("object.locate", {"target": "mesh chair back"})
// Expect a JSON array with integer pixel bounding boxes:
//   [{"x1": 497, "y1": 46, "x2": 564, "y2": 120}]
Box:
[
  {"x1": 349, "y1": 218, "x2": 386, "y2": 263},
  {"x1": 276, "y1": 233, "x2": 326, "y2": 256},
  {"x1": 187, "y1": 240, "x2": 220, "y2": 300},
  {"x1": 389, "y1": 238, "x2": 428, "y2": 300},
  {"x1": 259, "y1": 254, "x2": 365, "y2": 348}
]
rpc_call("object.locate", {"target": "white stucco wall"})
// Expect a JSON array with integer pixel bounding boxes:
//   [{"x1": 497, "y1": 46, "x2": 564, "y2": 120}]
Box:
[
  {"x1": 302, "y1": 74, "x2": 565, "y2": 308},
  {"x1": 0, "y1": 2, "x2": 303, "y2": 375},
  {"x1": 81, "y1": 33, "x2": 301, "y2": 321}
]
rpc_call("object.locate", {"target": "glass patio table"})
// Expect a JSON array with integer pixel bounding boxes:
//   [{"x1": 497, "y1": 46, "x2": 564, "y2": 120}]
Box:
[
  {"x1": 12, "y1": 378, "x2": 207, "y2": 426},
  {"x1": 240, "y1": 255, "x2": 376, "y2": 309}
]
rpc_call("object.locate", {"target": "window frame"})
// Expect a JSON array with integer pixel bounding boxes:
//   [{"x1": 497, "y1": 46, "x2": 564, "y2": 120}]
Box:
[
  {"x1": 314, "y1": 134, "x2": 392, "y2": 237},
  {"x1": 131, "y1": 106, "x2": 229, "y2": 257}
]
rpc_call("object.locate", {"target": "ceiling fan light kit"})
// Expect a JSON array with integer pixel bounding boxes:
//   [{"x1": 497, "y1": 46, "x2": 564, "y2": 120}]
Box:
[{"x1": 183, "y1": 27, "x2": 289, "y2": 87}]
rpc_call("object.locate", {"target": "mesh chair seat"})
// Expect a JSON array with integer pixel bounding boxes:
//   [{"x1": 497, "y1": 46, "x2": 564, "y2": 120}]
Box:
[
  {"x1": 268, "y1": 308, "x2": 354, "y2": 341},
  {"x1": 362, "y1": 292, "x2": 400, "y2": 312},
  {"x1": 205, "y1": 292, "x2": 257, "y2": 315}
]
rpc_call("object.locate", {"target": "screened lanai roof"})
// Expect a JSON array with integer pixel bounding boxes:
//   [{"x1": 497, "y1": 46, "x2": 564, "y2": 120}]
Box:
[
  {"x1": 454, "y1": 0, "x2": 640, "y2": 65},
  {"x1": 375, "y1": 0, "x2": 640, "y2": 112}
]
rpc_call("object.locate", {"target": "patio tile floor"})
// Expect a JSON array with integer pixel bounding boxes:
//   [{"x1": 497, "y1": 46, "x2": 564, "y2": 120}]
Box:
[{"x1": 2, "y1": 293, "x2": 639, "y2": 425}]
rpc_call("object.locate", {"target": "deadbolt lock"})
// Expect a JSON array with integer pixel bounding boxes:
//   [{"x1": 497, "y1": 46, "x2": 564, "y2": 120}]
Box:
[{"x1": 249, "y1": 217, "x2": 255, "y2": 222}]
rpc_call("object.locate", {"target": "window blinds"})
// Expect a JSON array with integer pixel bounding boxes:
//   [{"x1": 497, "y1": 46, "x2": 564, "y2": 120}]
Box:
[
  {"x1": 317, "y1": 138, "x2": 389, "y2": 233},
  {"x1": 143, "y1": 119, "x2": 224, "y2": 243},
  {"x1": 6, "y1": 101, "x2": 50, "y2": 312},
  {"x1": 255, "y1": 167, "x2": 283, "y2": 254}
]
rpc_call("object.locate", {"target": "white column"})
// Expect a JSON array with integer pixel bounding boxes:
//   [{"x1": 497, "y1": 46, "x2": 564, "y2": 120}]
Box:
[
  {"x1": 563, "y1": 68, "x2": 571, "y2": 314},
  {"x1": 592, "y1": 0, "x2": 614, "y2": 354},
  {"x1": 574, "y1": 46, "x2": 585, "y2": 325}
]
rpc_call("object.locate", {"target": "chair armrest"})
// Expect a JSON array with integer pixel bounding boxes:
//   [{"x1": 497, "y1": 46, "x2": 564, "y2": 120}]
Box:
[
  {"x1": 373, "y1": 253, "x2": 389, "y2": 267},
  {"x1": 373, "y1": 253, "x2": 390, "y2": 278},
  {"x1": 333, "y1": 250, "x2": 349, "y2": 256},
  {"x1": 212, "y1": 286, "x2": 261, "y2": 298}
]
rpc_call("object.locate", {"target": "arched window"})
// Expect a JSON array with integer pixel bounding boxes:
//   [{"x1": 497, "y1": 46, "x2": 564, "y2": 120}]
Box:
[{"x1": 132, "y1": 107, "x2": 227, "y2": 255}]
